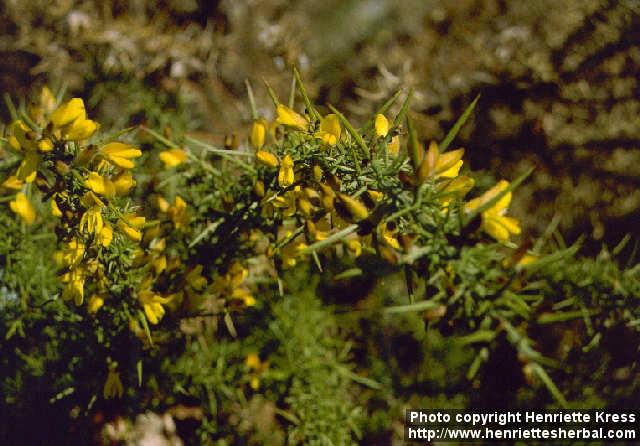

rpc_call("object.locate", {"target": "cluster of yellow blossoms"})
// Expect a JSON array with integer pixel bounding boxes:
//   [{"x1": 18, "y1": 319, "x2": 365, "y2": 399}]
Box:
[
  {"x1": 1, "y1": 92, "x2": 159, "y2": 315},
  {"x1": 246, "y1": 100, "x2": 521, "y2": 272}
]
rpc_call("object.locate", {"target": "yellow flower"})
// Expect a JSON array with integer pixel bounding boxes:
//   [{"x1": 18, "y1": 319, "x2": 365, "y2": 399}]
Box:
[
  {"x1": 152, "y1": 255, "x2": 167, "y2": 275},
  {"x1": 306, "y1": 219, "x2": 331, "y2": 241},
  {"x1": 315, "y1": 114, "x2": 341, "y2": 145},
  {"x1": 256, "y1": 150, "x2": 278, "y2": 168},
  {"x1": 125, "y1": 214, "x2": 146, "y2": 228},
  {"x1": 254, "y1": 180, "x2": 265, "y2": 197},
  {"x1": 103, "y1": 363, "x2": 124, "y2": 399},
  {"x1": 280, "y1": 237, "x2": 307, "y2": 269},
  {"x1": 50, "y1": 198, "x2": 63, "y2": 217},
  {"x1": 16, "y1": 152, "x2": 40, "y2": 183},
  {"x1": 465, "y1": 180, "x2": 521, "y2": 241},
  {"x1": 80, "y1": 206, "x2": 104, "y2": 235},
  {"x1": 168, "y1": 196, "x2": 188, "y2": 229},
  {"x1": 98, "y1": 223, "x2": 113, "y2": 247},
  {"x1": 346, "y1": 239, "x2": 362, "y2": 257},
  {"x1": 268, "y1": 189, "x2": 297, "y2": 218},
  {"x1": 337, "y1": 193, "x2": 369, "y2": 221},
  {"x1": 186, "y1": 265, "x2": 207, "y2": 291},
  {"x1": 101, "y1": 142, "x2": 142, "y2": 169},
  {"x1": 159, "y1": 148, "x2": 188, "y2": 168},
  {"x1": 367, "y1": 190, "x2": 384, "y2": 203},
  {"x1": 138, "y1": 288, "x2": 171, "y2": 324},
  {"x1": 149, "y1": 237, "x2": 166, "y2": 253},
  {"x1": 518, "y1": 254, "x2": 537, "y2": 266},
  {"x1": 157, "y1": 196, "x2": 188, "y2": 229},
  {"x1": 64, "y1": 117, "x2": 99, "y2": 141},
  {"x1": 374, "y1": 113, "x2": 389, "y2": 137},
  {"x1": 86, "y1": 172, "x2": 116, "y2": 197},
  {"x1": 388, "y1": 135, "x2": 400, "y2": 156},
  {"x1": 297, "y1": 197, "x2": 313, "y2": 216},
  {"x1": 245, "y1": 353, "x2": 268, "y2": 390},
  {"x1": 88, "y1": 294, "x2": 105, "y2": 314},
  {"x1": 2, "y1": 176, "x2": 23, "y2": 190},
  {"x1": 440, "y1": 175, "x2": 475, "y2": 208},
  {"x1": 246, "y1": 353, "x2": 261, "y2": 369},
  {"x1": 157, "y1": 196, "x2": 170, "y2": 213},
  {"x1": 10, "y1": 120, "x2": 37, "y2": 151},
  {"x1": 417, "y1": 141, "x2": 464, "y2": 183},
  {"x1": 278, "y1": 154, "x2": 294, "y2": 188},
  {"x1": 37, "y1": 139, "x2": 54, "y2": 152},
  {"x1": 232, "y1": 287, "x2": 256, "y2": 306},
  {"x1": 118, "y1": 215, "x2": 144, "y2": 242},
  {"x1": 227, "y1": 262, "x2": 248, "y2": 288},
  {"x1": 313, "y1": 165, "x2": 323, "y2": 182},
  {"x1": 113, "y1": 171, "x2": 136, "y2": 196},
  {"x1": 381, "y1": 225, "x2": 400, "y2": 249},
  {"x1": 80, "y1": 190, "x2": 105, "y2": 208},
  {"x1": 54, "y1": 239, "x2": 85, "y2": 267},
  {"x1": 118, "y1": 222, "x2": 142, "y2": 243},
  {"x1": 275, "y1": 104, "x2": 308, "y2": 130},
  {"x1": 9, "y1": 192, "x2": 36, "y2": 224},
  {"x1": 62, "y1": 268, "x2": 85, "y2": 305},
  {"x1": 250, "y1": 119, "x2": 267, "y2": 149},
  {"x1": 50, "y1": 98, "x2": 86, "y2": 128}
]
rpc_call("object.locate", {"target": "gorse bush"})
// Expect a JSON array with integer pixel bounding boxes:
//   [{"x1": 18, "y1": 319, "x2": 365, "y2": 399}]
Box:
[{"x1": 1, "y1": 72, "x2": 639, "y2": 444}]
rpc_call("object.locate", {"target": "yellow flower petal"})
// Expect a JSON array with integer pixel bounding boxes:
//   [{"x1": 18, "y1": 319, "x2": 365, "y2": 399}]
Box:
[
  {"x1": 374, "y1": 114, "x2": 389, "y2": 137},
  {"x1": 80, "y1": 206, "x2": 104, "y2": 235},
  {"x1": 16, "y1": 152, "x2": 40, "y2": 183},
  {"x1": 435, "y1": 149, "x2": 465, "y2": 178},
  {"x1": 337, "y1": 193, "x2": 368, "y2": 221},
  {"x1": 9, "y1": 192, "x2": 36, "y2": 224},
  {"x1": 159, "y1": 148, "x2": 188, "y2": 168},
  {"x1": 139, "y1": 289, "x2": 170, "y2": 324},
  {"x1": 186, "y1": 265, "x2": 207, "y2": 290},
  {"x1": 88, "y1": 294, "x2": 105, "y2": 314},
  {"x1": 2, "y1": 176, "x2": 23, "y2": 190},
  {"x1": 124, "y1": 214, "x2": 145, "y2": 228},
  {"x1": 64, "y1": 118, "x2": 99, "y2": 141},
  {"x1": 113, "y1": 171, "x2": 136, "y2": 196},
  {"x1": 101, "y1": 142, "x2": 142, "y2": 169},
  {"x1": 51, "y1": 198, "x2": 63, "y2": 217},
  {"x1": 275, "y1": 104, "x2": 308, "y2": 130},
  {"x1": 483, "y1": 216, "x2": 511, "y2": 242},
  {"x1": 50, "y1": 98, "x2": 86, "y2": 128},
  {"x1": 256, "y1": 150, "x2": 278, "y2": 168},
  {"x1": 346, "y1": 239, "x2": 362, "y2": 257},
  {"x1": 119, "y1": 222, "x2": 142, "y2": 242},
  {"x1": 86, "y1": 172, "x2": 115, "y2": 197},
  {"x1": 278, "y1": 154, "x2": 294, "y2": 188},
  {"x1": 246, "y1": 353, "x2": 260, "y2": 369},
  {"x1": 388, "y1": 135, "x2": 400, "y2": 155},
  {"x1": 54, "y1": 239, "x2": 85, "y2": 267},
  {"x1": 10, "y1": 120, "x2": 36, "y2": 151},
  {"x1": 157, "y1": 196, "x2": 170, "y2": 213},
  {"x1": 465, "y1": 180, "x2": 511, "y2": 214},
  {"x1": 250, "y1": 119, "x2": 267, "y2": 149},
  {"x1": 62, "y1": 268, "x2": 85, "y2": 306},
  {"x1": 98, "y1": 223, "x2": 113, "y2": 247},
  {"x1": 81, "y1": 191, "x2": 105, "y2": 208},
  {"x1": 496, "y1": 215, "x2": 521, "y2": 235},
  {"x1": 316, "y1": 114, "x2": 341, "y2": 146},
  {"x1": 37, "y1": 139, "x2": 54, "y2": 152}
]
